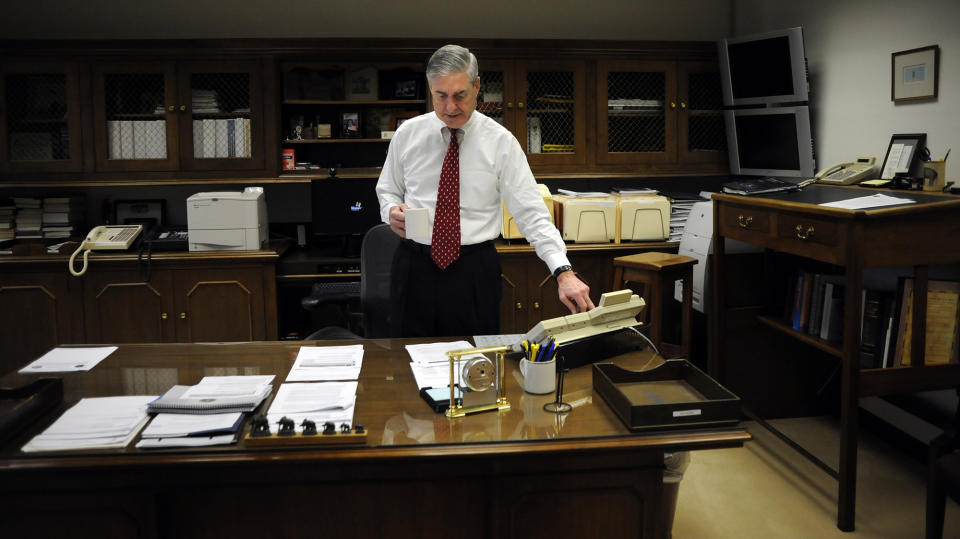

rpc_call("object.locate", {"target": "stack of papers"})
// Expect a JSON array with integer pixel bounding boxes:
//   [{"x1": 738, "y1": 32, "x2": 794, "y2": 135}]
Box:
[
  {"x1": 558, "y1": 188, "x2": 610, "y2": 198},
  {"x1": 147, "y1": 375, "x2": 274, "y2": 414},
  {"x1": 406, "y1": 340, "x2": 481, "y2": 390},
  {"x1": 286, "y1": 344, "x2": 364, "y2": 382},
  {"x1": 21, "y1": 396, "x2": 155, "y2": 452},
  {"x1": 136, "y1": 411, "x2": 245, "y2": 449},
  {"x1": 265, "y1": 382, "x2": 358, "y2": 428}
]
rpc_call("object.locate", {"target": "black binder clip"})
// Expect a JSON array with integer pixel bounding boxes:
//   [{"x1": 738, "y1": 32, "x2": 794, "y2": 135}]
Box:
[
  {"x1": 277, "y1": 416, "x2": 296, "y2": 436},
  {"x1": 250, "y1": 414, "x2": 271, "y2": 437},
  {"x1": 340, "y1": 423, "x2": 351, "y2": 434},
  {"x1": 322, "y1": 421, "x2": 336, "y2": 435},
  {"x1": 301, "y1": 419, "x2": 317, "y2": 436}
]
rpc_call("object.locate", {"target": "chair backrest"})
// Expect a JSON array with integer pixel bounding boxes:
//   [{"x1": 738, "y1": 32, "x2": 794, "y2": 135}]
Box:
[{"x1": 360, "y1": 224, "x2": 402, "y2": 338}]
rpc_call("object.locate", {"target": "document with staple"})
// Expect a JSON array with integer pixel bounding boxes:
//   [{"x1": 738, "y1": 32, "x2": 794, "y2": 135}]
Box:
[
  {"x1": 819, "y1": 193, "x2": 917, "y2": 210},
  {"x1": 266, "y1": 382, "x2": 358, "y2": 428},
  {"x1": 405, "y1": 340, "x2": 482, "y2": 389},
  {"x1": 21, "y1": 395, "x2": 155, "y2": 452},
  {"x1": 18, "y1": 346, "x2": 118, "y2": 374},
  {"x1": 286, "y1": 344, "x2": 364, "y2": 382}
]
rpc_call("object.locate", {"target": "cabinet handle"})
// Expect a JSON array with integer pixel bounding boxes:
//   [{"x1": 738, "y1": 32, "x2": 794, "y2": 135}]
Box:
[
  {"x1": 737, "y1": 215, "x2": 753, "y2": 229},
  {"x1": 795, "y1": 224, "x2": 815, "y2": 240},
  {"x1": 533, "y1": 302, "x2": 541, "y2": 310},
  {"x1": 160, "y1": 312, "x2": 168, "y2": 320},
  {"x1": 506, "y1": 102, "x2": 514, "y2": 109},
  {"x1": 179, "y1": 312, "x2": 187, "y2": 319},
  {"x1": 515, "y1": 302, "x2": 523, "y2": 310},
  {"x1": 670, "y1": 102, "x2": 677, "y2": 109},
  {"x1": 518, "y1": 102, "x2": 525, "y2": 109},
  {"x1": 167, "y1": 105, "x2": 174, "y2": 112},
  {"x1": 179, "y1": 105, "x2": 186, "y2": 112},
  {"x1": 680, "y1": 102, "x2": 687, "y2": 109}
]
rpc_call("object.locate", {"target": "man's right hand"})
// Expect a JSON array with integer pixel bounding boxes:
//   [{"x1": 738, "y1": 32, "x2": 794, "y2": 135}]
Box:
[{"x1": 388, "y1": 204, "x2": 411, "y2": 237}]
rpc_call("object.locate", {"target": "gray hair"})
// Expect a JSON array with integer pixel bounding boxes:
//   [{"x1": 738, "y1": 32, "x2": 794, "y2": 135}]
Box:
[{"x1": 426, "y1": 45, "x2": 478, "y2": 84}]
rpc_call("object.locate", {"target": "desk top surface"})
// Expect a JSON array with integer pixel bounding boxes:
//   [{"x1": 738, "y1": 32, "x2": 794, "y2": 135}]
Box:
[{"x1": 0, "y1": 339, "x2": 748, "y2": 467}]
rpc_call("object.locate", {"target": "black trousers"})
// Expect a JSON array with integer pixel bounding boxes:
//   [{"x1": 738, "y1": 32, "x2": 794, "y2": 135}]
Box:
[{"x1": 390, "y1": 239, "x2": 501, "y2": 338}]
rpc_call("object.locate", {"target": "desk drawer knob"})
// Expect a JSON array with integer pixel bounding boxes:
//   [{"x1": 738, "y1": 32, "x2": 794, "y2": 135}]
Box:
[
  {"x1": 533, "y1": 301, "x2": 541, "y2": 310},
  {"x1": 795, "y1": 224, "x2": 815, "y2": 240},
  {"x1": 515, "y1": 302, "x2": 523, "y2": 310},
  {"x1": 161, "y1": 312, "x2": 168, "y2": 320},
  {"x1": 179, "y1": 312, "x2": 188, "y2": 319},
  {"x1": 737, "y1": 215, "x2": 753, "y2": 229}
]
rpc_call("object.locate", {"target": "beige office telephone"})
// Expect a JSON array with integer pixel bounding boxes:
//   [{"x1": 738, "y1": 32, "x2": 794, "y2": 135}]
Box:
[
  {"x1": 68, "y1": 225, "x2": 142, "y2": 277},
  {"x1": 815, "y1": 157, "x2": 878, "y2": 185},
  {"x1": 520, "y1": 290, "x2": 646, "y2": 347}
]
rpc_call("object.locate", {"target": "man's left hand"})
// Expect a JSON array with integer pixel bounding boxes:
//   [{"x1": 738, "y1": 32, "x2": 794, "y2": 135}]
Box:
[{"x1": 556, "y1": 271, "x2": 594, "y2": 313}]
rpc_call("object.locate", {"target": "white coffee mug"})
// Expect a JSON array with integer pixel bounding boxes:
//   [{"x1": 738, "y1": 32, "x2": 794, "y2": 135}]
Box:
[{"x1": 519, "y1": 358, "x2": 556, "y2": 394}]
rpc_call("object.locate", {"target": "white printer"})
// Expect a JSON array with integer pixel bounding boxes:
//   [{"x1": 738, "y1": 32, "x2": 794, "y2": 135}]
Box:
[
  {"x1": 674, "y1": 200, "x2": 759, "y2": 312},
  {"x1": 187, "y1": 187, "x2": 268, "y2": 251}
]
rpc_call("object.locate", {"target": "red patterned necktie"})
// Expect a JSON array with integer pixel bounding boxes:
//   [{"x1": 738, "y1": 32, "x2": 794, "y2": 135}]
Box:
[{"x1": 431, "y1": 129, "x2": 461, "y2": 269}]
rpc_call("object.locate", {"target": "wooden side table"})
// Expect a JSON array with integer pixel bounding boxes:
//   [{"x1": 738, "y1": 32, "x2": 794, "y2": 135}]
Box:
[{"x1": 612, "y1": 252, "x2": 697, "y2": 359}]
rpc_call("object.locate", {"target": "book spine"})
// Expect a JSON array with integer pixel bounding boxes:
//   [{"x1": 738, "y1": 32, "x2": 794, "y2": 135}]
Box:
[
  {"x1": 859, "y1": 290, "x2": 886, "y2": 369},
  {"x1": 808, "y1": 274, "x2": 824, "y2": 336}
]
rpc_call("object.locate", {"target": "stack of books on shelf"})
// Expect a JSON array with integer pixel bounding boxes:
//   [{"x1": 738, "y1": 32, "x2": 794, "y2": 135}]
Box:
[
  {"x1": 191, "y1": 89, "x2": 221, "y2": 113},
  {"x1": 107, "y1": 120, "x2": 168, "y2": 160},
  {"x1": 0, "y1": 199, "x2": 15, "y2": 245},
  {"x1": 192, "y1": 118, "x2": 251, "y2": 159},
  {"x1": 785, "y1": 271, "x2": 960, "y2": 369},
  {"x1": 42, "y1": 196, "x2": 85, "y2": 239},
  {"x1": 13, "y1": 197, "x2": 42, "y2": 239}
]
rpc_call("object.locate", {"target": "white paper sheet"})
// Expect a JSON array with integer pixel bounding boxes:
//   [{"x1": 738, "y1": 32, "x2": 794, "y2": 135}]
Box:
[
  {"x1": 266, "y1": 382, "x2": 358, "y2": 429},
  {"x1": 286, "y1": 345, "x2": 364, "y2": 382},
  {"x1": 819, "y1": 193, "x2": 917, "y2": 210},
  {"x1": 179, "y1": 375, "x2": 275, "y2": 399},
  {"x1": 18, "y1": 346, "x2": 118, "y2": 374},
  {"x1": 405, "y1": 341, "x2": 477, "y2": 365}
]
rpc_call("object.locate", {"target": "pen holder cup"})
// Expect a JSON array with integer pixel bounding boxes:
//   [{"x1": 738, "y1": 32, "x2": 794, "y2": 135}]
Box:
[
  {"x1": 922, "y1": 162, "x2": 947, "y2": 192},
  {"x1": 520, "y1": 358, "x2": 556, "y2": 394}
]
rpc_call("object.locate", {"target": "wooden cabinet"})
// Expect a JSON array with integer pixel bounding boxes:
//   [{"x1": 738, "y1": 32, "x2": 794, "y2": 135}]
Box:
[
  {"x1": 91, "y1": 59, "x2": 268, "y2": 173},
  {"x1": 497, "y1": 242, "x2": 676, "y2": 334},
  {"x1": 0, "y1": 61, "x2": 85, "y2": 174},
  {"x1": 0, "y1": 269, "x2": 84, "y2": 376},
  {"x1": 596, "y1": 59, "x2": 725, "y2": 170},
  {"x1": 478, "y1": 59, "x2": 588, "y2": 169},
  {"x1": 0, "y1": 247, "x2": 281, "y2": 372},
  {"x1": 83, "y1": 262, "x2": 274, "y2": 344}
]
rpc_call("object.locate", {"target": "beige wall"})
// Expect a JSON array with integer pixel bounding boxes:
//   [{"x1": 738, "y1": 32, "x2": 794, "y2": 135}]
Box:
[{"x1": 0, "y1": 0, "x2": 731, "y2": 41}]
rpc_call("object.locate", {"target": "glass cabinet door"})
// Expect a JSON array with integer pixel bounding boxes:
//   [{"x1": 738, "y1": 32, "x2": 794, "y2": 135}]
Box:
[
  {"x1": 0, "y1": 62, "x2": 83, "y2": 173},
  {"x1": 519, "y1": 60, "x2": 587, "y2": 167},
  {"x1": 477, "y1": 59, "x2": 514, "y2": 130},
  {"x1": 178, "y1": 61, "x2": 264, "y2": 171},
  {"x1": 678, "y1": 61, "x2": 727, "y2": 165},
  {"x1": 596, "y1": 60, "x2": 678, "y2": 164},
  {"x1": 92, "y1": 62, "x2": 179, "y2": 172}
]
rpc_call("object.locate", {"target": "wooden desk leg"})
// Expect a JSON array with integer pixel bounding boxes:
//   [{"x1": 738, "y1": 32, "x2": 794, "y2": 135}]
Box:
[
  {"x1": 838, "y1": 258, "x2": 864, "y2": 531},
  {"x1": 649, "y1": 273, "x2": 663, "y2": 353},
  {"x1": 612, "y1": 267, "x2": 624, "y2": 293}
]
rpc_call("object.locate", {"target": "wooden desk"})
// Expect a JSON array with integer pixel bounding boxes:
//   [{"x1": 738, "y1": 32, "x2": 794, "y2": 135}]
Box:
[
  {"x1": 709, "y1": 185, "x2": 960, "y2": 531},
  {"x1": 0, "y1": 340, "x2": 748, "y2": 539}
]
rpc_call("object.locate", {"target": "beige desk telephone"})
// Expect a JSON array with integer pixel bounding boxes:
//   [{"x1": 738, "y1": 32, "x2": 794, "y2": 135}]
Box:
[
  {"x1": 815, "y1": 157, "x2": 878, "y2": 185},
  {"x1": 68, "y1": 225, "x2": 142, "y2": 277},
  {"x1": 519, "y1": 290, "x2": 646, "y2": 347}
]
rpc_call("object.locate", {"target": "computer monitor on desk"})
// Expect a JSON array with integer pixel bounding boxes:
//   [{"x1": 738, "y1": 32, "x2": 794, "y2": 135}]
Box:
[{"x1": 311, "y1": 177, "x2": 382, "y2": 256}]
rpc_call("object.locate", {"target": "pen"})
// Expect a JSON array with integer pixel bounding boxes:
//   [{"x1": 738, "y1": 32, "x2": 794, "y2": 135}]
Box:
[{"x1": 944, "y1": 149, "x2": 951, "y2": 162}]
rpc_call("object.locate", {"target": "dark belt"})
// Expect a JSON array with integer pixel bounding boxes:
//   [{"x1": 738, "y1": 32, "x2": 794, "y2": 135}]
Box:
[{"x1": 404, "y1": 239, "x2": 495, "y2": 257}]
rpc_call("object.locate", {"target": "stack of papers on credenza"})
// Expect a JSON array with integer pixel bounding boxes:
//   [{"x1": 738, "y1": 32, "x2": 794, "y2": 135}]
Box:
[
  {"x1": 265, "y1": 382, "x2": 358, "y2": 429},
  {"x1": 147, "y1": 375, "x2": 275, "y2": 414},
  {"x1": 21, "y1": 396, "x2": 155, "y2": 453},
  {"x1": 136, "y1": 411, "x2": 246, "y2": 449}
]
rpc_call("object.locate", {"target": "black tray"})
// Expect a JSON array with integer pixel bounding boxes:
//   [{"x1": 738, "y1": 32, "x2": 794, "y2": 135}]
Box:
[
  {"x1": 0, "y1": 378, "x2": 63, "y2": 444},
  {"x1": 593, "y1": 360, "x2": 740, "y2": 432}
]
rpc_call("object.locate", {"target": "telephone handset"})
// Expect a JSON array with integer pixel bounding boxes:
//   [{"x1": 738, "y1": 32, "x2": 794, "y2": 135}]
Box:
[
  {"x1": 68, "y1": 225, "x2": 143, "y2": 277},
  {"x1": 814, "y1": 157, "x2": 878, "y2": 185}
]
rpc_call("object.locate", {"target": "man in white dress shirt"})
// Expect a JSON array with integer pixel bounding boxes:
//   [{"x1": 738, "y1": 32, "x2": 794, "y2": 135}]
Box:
[{"x1": 376, "y1": 44, "x2": 592, "y2": 337}]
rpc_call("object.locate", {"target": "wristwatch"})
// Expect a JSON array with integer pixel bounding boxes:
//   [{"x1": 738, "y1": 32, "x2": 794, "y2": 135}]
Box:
[{"x1": 552, "y1": 265, "x2": 573, "y2": 279}]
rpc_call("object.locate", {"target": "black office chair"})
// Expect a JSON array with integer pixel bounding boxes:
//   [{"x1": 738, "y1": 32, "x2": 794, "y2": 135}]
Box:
[
  {"x1": 927, "y1": 388, "x2": 960, "y2": 539},
  {"x1": 303, "y1": 224, "x2": 401, "y2": 340}
]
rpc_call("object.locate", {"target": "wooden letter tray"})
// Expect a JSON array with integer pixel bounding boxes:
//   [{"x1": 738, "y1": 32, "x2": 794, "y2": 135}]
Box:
[{"x1": 593, "y1": 360, "x2": 741, "y2": 432}]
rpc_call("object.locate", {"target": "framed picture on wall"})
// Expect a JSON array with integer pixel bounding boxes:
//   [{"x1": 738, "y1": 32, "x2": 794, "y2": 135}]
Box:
[{"x1": 892, "y1": 45, "x2": 939, "y2": 102}]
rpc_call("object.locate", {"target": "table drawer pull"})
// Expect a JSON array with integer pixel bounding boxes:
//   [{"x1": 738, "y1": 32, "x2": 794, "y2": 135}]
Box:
[
  {"x1": 795, "y1": 224, "x2": 815, "y2": 240},
  {"x1": 737, "y1": 215, "x2": 753, "y2": 229}
]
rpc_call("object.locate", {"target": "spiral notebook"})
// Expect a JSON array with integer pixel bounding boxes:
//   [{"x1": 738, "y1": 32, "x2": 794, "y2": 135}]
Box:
[{"x1": 147, "y1": 375, "x2": 274, "y2": 414}]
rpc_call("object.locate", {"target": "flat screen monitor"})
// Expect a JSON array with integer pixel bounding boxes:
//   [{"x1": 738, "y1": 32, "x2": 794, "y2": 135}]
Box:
[
  {"x1": 724, "y1": 106, "x2": 815, "y2": 178},
  {"x1": 310, "y1": 177, "x2": 382, "y2": 238},
  {"x1": 719, "y1": 27, "x2": 809, "y2": 106}
]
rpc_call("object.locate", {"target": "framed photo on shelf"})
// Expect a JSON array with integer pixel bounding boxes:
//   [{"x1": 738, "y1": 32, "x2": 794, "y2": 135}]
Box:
[
  {"x1": 345, "y1": 67, "x2": 378, "y2": 101},
  {"x1": 340, "y1": 112, "x2": 362, "y2": 138},
  {"x1": 892, "y1": 45, "x2": 939, "y2": 102},
  {"x1": 392, "y1": 111, "x2": 419, "y2": 130},
  {"x1": 879, "y1": 132, "x2": 927, "y2": 180},
  {"x1": 394, "y1": 79, "x2": 420, "y2": 99}
]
